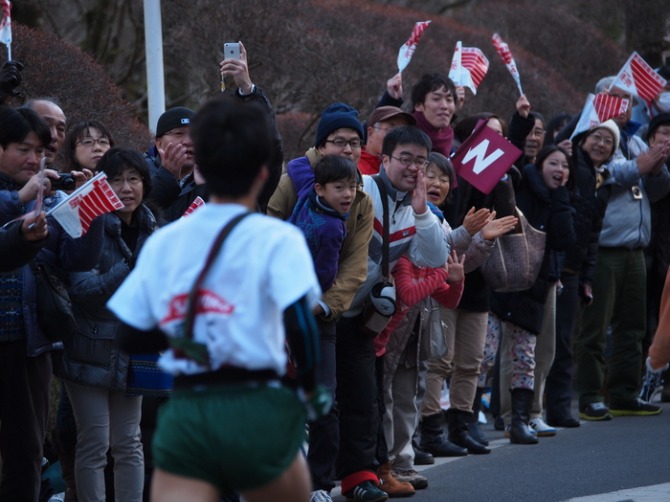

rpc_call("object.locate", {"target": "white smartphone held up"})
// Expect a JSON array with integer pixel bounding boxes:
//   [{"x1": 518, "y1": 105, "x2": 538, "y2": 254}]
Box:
[{"x1": 224, "y1": 42, "x2": 241, "y2": 60}]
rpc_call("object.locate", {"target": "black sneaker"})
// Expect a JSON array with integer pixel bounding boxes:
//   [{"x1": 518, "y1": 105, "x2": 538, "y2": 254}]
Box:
[
  {"x1": 344, "y1": 481, "x2": 389, "y2": 502},
  {"x1": 579, "y1": 402, "x2": 612, "y2": 421},
  {"x1": 610, "y1": 398, "x2": 663, "y2": 417}
]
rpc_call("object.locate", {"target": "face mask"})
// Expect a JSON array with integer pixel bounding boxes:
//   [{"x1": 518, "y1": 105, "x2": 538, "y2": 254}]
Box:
[{"x1": 656, "y1": 92, "x2": 670, "y2": 113}]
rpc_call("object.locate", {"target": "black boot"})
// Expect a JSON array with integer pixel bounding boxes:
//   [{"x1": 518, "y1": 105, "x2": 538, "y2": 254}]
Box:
[
  {"x1": 447, "y1": 409, "x2": 491, "y2": 454},
  {"x1": 468, "y1": 387, "x2": 490, "y2": 446},
  {"x1": 419, "y1": 413, "x2": 468, "y2": 457},
  {"x1": 509, "y1": 388, "x2": 538, "y2": 445},
  {"x1": 412, "y1": 437, "x2": 435, "y2": 465}
]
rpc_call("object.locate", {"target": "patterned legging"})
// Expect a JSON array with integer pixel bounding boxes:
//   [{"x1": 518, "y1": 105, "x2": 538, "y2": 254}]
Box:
[{"x1": 478, "y1": 313, "x2": 536, "y2": 390}]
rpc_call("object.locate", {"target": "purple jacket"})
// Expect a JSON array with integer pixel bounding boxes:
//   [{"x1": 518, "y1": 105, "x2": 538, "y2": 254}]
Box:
[{"x1": 287, "y1": 156, "x2": 348, "y2": 292}]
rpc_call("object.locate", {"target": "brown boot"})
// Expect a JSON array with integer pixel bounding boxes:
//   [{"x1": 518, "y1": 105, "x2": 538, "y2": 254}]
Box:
[{"x1": 377, "y1": 462, "x2": 415, "y2": 498}]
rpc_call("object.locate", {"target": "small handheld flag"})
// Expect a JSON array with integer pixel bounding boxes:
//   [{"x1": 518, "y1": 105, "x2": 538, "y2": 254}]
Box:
[
  {"x1": 181, "y1": 196, "x2": 205, "y2": 218},
  {"x1": 449, "y1": 42, "x2": 489, "y2": 95},
  {"x1": 48, "y1": 173, "x2": 124, "y2": 238},
  {"x1": 610, "y1": 52, "x2": 666, "y2": 104},
  {"x1": 570, "y1": 93, "x2": 629, "y2": 140},
  {"x1": 451, "y1": 120, "x2": 522, "y2": 194},
  {"x1": 491, "y1": 33, "x2": 523, "y2": 96},
  {"x1": 397, "y1": 21, "x2": 431, "y2": 74},
  {"x1": 0, "y1": 0, "x2": 11, "y2": 60}
]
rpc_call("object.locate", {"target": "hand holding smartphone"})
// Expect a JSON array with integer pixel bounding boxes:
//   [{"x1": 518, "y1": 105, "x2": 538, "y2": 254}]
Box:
[{"x1": 223, "y1": 42, "x2": 241, "y2": 60}]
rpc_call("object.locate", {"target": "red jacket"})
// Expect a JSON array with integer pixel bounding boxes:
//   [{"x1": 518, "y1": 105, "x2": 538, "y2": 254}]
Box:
[
  {"x1": 358, "y1": 147, "x2": 381, "y2": 175},
  {"x1": 374, "y1": 255, "x2": 463, "y2": 355}
]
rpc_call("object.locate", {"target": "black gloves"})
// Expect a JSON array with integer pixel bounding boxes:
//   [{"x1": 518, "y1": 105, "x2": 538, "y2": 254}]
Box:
[{"x1": 0, "y1": 60, "x2": 23, "y2": 103}]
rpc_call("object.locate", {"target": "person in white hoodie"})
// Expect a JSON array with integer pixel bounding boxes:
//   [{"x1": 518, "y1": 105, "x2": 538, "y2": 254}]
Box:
[{"x1": 575, "y1": 76, "x2": 670, "y2": 421}]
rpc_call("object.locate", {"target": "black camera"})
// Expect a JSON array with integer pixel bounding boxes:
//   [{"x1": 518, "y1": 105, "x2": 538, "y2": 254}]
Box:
[{"x1": 51, "y1": 173, "x2": 76, "y2": 191}]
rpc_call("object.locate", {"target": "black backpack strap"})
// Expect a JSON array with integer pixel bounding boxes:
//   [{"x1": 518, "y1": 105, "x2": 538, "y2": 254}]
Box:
[{"x1": 372, "y1": 175, "x2": 390, "y2": 280}]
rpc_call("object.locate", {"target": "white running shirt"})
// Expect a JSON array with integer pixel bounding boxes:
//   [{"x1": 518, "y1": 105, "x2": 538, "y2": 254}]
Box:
[{"x1": 108, "y1": 203, "x2": 321, "y2": 376}]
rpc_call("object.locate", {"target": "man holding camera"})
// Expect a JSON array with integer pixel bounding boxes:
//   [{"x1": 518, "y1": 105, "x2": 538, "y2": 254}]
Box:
[{"x1": 0, "y1": 106, "x2": 104, "y2": 501}]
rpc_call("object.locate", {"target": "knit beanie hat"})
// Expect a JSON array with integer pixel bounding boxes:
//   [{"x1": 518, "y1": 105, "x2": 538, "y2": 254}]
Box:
[
  {"x1": 156, "y1": 107, "x2": 194, "y2": 137},
  {"x1": 590, "y1": 119, "x2": 620, "y2": 152},
  {"x1": 315, "y1": 102, "x2": 363, "y2": 147},
  {"x1": 647, "y1": 112, "x2": 670, "y2": 141}
]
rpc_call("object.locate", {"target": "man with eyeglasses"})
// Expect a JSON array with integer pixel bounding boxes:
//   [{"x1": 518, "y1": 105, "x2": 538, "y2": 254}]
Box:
[
  {"x1": 330, "y1": 126, "x2": 448, "y2": 500},
  {"x1": 359, "y1": 106, "x2": 415, "y2": 175},
  {"x1": 574, "y1": 76, "x2": 670, "y2": 422},
  {"x1": 267, "y1": 101, "x2": 376, "y2": 502}
]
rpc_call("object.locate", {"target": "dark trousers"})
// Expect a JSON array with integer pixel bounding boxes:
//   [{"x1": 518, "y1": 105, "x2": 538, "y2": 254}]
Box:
[
  {"x1": 575, "y1": 248, "x2": 647, "y2": 406},
  {"x1": 53, "y1": 382, "x2": 77, "y2": 499},
  {"x1": 545, "y1": 273, "x2": 579, "y2": 421},
  {"x1": 375, "y1": 355, "x2": 388, "y2": 465},
  {"x1": 307, "y1": 321, "x2": 339, "y2": 492},
  {"x1": 335, "y1": 315, "x2": 379, "y2": 480},
  {"x1": 0, "y1": 340, "x2": 52, "y2": 502}
]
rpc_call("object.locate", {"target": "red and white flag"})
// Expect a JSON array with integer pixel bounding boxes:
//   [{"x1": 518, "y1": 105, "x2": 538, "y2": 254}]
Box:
[
  {"x1": 593, "y1": 93, "x2": 629, "y2": 122},
  {"x1": 48, "y1": 173, "x2": 124, "y2": 238},
  {"x1": 491, "y1": 33, "x2": 523, "y2": 96},
  {"x1": 0, "y1": 0, "x2": 11, "y2": 60},
  {"x1": 610, "y1": 52, "x2": 666, "y2": 103},
  {"x1": 397, "y1": 20, "x2": 431, "y2": 73},
  {"x1": 570, "y1": 93, "x2": 629, "y2": 140},
  {"x1": 451, "y1": 120, "x2": 522, "y2": 194},
  {"x1": 449, "y1": 41, "x2": 489, "y2": 95},
  {"x1": 181, "y1": 196, "x2": 205, "y2": 218}
]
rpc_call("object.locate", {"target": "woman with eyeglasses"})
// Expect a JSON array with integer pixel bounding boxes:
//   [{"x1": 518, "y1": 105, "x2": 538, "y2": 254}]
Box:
[
  {"x1": 60, "y1": 148, "x2": 157, "y2": 501},
  {"x1": 544, "y1": 121, "x2": 619, "y2": 426},
  {"x1": 60, "y1": 120, "x2": 115, "y2": 172}
]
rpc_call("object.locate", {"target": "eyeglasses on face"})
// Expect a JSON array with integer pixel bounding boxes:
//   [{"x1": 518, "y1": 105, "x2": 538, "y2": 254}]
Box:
[
  {"x1": 77, "y1": 137, "x2": 111, "y2": 148},
  {"x1": 391, "y1": 155, "x2": 429, "y2": 168},
  {"x1": 588, "y1": 133, "x2": 614, "y2": 147},
  {"x1": 325, "y1": 138, "x2": 362, "y2": 149},
  {"x1": 529, "y1": 128, "x2": 546, "y2": 138},
  {"x1": 109, "y1": 175, "x2": 143, "y2": 187}
]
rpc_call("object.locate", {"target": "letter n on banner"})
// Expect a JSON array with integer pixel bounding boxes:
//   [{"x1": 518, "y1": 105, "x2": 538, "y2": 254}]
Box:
[{"x1": 451, "y1": 120, "x2": 522, "y2": 194}]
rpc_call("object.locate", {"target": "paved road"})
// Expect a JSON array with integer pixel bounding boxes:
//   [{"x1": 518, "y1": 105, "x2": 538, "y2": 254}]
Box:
[{"x1": 332, "y1": 401, "x2": 670, "y2": 501}]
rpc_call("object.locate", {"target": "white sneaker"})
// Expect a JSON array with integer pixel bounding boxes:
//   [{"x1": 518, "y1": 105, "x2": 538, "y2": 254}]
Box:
[
  {"x1": 310, "y1": 489, "x2": 334, "y2": 502},
  {"x1": 529, "y1": 417, "x2": 557, "y2": 437}
]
